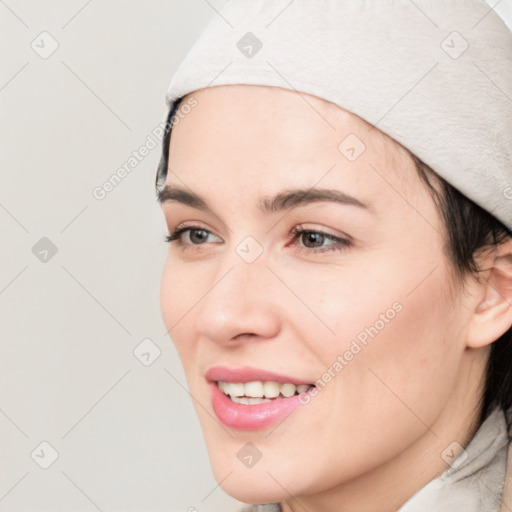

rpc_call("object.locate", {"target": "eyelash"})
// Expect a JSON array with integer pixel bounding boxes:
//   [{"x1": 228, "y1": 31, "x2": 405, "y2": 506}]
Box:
[{"x1": 164, "y1": 225, "x2": 351, "y2": 254}]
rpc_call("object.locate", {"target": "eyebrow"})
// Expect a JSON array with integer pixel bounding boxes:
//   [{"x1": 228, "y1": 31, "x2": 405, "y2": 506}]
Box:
[{"x1": 158, "y1": 185, "x2": 370, "y2": 214}]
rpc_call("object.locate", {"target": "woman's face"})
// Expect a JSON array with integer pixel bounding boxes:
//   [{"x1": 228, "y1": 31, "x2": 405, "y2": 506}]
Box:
[{"x1": 160, "y1": 85, "x2": 474, "y2": 504}]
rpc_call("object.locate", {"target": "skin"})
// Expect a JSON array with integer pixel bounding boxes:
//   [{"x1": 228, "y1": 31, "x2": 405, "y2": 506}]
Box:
[{"x1": 159, "y1": 84, "x2": 512, "y2": 512}]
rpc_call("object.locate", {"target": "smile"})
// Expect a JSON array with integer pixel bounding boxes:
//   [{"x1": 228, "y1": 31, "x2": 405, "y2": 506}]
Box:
[{"x1": 205, "y1": 366, "x2": 317, "y2": 430}]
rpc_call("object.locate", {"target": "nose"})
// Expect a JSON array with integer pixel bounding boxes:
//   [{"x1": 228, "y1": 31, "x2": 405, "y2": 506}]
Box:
[{"x1": 194, "y1": 248, "x2": 282, "y2": 345}]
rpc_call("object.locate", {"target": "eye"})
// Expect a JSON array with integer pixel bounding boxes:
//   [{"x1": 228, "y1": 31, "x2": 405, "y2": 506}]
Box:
[
  {"x1": 289, "y1": 225, "x2": 351, "y2": 254},
  {"x1": 165, "y1": 226, "x2": 221, "y2": 246}
]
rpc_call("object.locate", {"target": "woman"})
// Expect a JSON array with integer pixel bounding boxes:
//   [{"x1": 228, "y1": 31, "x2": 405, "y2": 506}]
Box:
[{"x1": 155, "y1": 1, "x2": 512, "y2": 510}]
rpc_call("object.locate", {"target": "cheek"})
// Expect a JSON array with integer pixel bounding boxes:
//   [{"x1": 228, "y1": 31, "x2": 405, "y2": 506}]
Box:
[
  {"x1": 286, "y1": 254, "x2": 462, "y2": 428},
  {"x1": 317, "y1": 266, "x2": 461, "y2": 447},
  {"x1": 160, "y1": 257, "x2": 199, "y2": 362}
]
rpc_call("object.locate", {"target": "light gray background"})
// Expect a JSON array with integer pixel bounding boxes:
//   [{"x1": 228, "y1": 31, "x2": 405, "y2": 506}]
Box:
[{"x1": 1, "y1": 1, "x2": 511, "y2": 511}]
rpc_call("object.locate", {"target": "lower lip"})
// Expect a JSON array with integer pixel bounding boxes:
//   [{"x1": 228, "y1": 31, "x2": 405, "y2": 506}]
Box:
[{"x1": 210, "y1": 382, "x2": 309, "y2": 430}]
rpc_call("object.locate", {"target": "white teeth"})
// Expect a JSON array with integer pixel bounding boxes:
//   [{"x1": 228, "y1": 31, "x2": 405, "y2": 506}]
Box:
[
  {"x1": 231, "y1": 396, "x2": 271, "y2": 404},
  {"x1": 218, "y1": 380, "x2": 313, "y2": 401},
  {"x1": 244, "y1": 381, "x2": 264, "y2": 397},
  {"x1": 221, "y1": 382, "x2": 244, "y2": 397},
  {"x1": 263, "y1": 381, "x2": 281, "y2": 398},
  {"x1": 280, "y1": 383, "x2": 296, "y2": 397},
  {"x1": 220, "y1": 382, "x2": 240, "y2": 397}
]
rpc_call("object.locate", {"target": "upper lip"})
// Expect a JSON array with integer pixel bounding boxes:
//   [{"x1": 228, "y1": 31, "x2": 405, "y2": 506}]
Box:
[{"x1": 205, "y1": 365, "x2": 314, "y2": 385}]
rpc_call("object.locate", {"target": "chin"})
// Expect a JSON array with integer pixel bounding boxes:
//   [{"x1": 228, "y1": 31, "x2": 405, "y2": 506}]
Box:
[
  {"x1": 216, "y1": 470, "x2": 287, "y2": 505},
  {"x1": 205, "y1": 439, "x2": 320, "y2": 505}
]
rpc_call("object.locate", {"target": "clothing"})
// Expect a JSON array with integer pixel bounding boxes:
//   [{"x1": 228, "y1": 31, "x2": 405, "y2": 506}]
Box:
[
  {"x1": 164, "y1": 0, "x2": 512, "y2": 233},
  {"x1": 239, "y1": 406, "x2": 512, "y2": 511}
]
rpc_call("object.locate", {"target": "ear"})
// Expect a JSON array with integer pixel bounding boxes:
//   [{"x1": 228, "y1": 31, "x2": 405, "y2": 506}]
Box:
[{"x1": 466, "y1": 237, "x2": 512, "y2": 349}]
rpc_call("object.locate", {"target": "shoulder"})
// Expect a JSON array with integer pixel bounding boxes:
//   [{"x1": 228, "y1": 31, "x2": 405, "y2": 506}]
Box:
[{"x1": 500, "y1": 439, "x2": 512, "y2": 511}]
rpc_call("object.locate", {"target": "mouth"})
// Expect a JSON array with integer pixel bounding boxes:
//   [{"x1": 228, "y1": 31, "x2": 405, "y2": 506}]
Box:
[{"x1": 205, "y1": 366, "x2": 317, "y2": 430}]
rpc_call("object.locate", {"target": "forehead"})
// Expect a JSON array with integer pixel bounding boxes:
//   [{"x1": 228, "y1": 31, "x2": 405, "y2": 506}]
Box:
[{"x1": 167, "y1": 84, "x2": 421, "y2": 210}]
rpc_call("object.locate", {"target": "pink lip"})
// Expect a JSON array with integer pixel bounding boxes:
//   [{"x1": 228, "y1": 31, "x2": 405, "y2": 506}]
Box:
[
  {"x1": 205, "y1": 365, "x2": 313, "y2": 385},
  {"x1": 205, "y1": 366, "x2": 315, "y2": 431}
]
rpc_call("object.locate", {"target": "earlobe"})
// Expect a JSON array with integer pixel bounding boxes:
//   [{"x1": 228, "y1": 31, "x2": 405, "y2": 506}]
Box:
[{"x1": 466, "y1": 238, "x2": 512, "y2": 349}]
